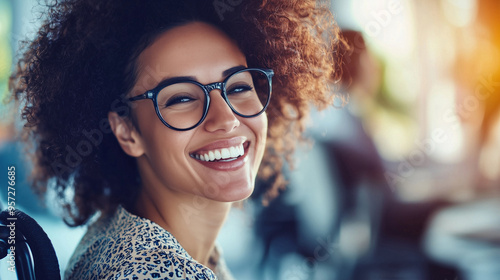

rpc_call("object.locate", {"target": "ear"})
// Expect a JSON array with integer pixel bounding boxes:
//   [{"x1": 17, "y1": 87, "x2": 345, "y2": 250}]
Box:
[{"x1": 108, "y1": 111, "x2": 145, "y2": 157}]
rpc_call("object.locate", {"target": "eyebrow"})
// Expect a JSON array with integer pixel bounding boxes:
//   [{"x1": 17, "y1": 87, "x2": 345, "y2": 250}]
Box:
[
  {"x1": 222, "y1": 65, "x2": 246, "y2": 77},
  {"x1": 155, "y1": 65, "x2": 247, "y2": 89}
]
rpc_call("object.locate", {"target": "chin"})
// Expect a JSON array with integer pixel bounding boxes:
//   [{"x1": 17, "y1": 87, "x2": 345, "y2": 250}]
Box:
[{"x1": 215, "y1": 178, "x2": 254, "y2": 202}]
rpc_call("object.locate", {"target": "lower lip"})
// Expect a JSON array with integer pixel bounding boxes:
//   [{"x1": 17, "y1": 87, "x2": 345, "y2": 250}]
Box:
[{"x1": 192, "y1": 146, "x2": 249, "y2": 171}]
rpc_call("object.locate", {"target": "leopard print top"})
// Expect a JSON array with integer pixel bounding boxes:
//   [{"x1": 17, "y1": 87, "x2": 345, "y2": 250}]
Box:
[{"x1": 65, "y1": 205, "x2": 234, "y2": 280}]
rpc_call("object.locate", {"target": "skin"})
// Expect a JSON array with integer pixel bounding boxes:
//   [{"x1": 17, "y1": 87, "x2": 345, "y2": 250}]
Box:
[{"x1": 108, "y1": 22, "x2": 268, "y2": 268}]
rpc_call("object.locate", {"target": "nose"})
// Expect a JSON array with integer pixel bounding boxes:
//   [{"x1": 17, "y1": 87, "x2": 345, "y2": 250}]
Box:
[{"x1": 203, "y1": 90, "x2": 240, "y2": 133}]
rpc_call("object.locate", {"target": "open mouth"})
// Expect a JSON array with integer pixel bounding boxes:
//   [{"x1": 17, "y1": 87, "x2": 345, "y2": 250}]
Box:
[{"x1": 190, "y1": 141, "x2": 250, "y2": 162}]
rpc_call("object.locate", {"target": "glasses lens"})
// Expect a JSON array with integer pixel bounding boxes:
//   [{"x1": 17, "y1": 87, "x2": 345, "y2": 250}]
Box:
[
  {"x1": 156, "y1": 82, "x2": 206, "y2": 129},
  {"x1": 225, "y1": 69, "x2": 270, "y2": 117}
]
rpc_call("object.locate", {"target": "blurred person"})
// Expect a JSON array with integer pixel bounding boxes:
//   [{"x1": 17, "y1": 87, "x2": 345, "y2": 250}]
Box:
[
  {"x1": 308, "y1": 30, "x2": 389, "y2": 280},
  {"x1": 9, "y1": 0, "x2": 343, "y2": 279},
  {"x1": 328, "y1": 30, "x2": 459, "y2": 280},
  {"x1": 252, "y1": 30, "x2": 387, "y2": 279},
  {"x1": 254, "y1": 30, "x2": 459, "y2": 280}
]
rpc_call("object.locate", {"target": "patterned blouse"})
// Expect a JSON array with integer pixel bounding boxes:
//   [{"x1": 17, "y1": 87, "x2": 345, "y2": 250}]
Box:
[{"x1": 65, "y1": 205, "x2": 235, "y2": 280}]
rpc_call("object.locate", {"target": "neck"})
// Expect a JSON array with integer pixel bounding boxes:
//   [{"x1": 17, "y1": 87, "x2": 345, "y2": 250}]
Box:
[{"x1": 133, "y1": 183, "x2": 232, "y2": 269}]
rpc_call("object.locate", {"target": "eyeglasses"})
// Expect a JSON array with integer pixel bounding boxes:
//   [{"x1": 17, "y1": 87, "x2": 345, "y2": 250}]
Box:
[{"x1": 128, "y1": 68, "x2": 274, "y2": 131}]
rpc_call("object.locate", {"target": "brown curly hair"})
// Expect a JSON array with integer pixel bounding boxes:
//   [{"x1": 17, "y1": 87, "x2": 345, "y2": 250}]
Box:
[{"x1": 10, "y1": 0, "x2": 342, "y2": 226}]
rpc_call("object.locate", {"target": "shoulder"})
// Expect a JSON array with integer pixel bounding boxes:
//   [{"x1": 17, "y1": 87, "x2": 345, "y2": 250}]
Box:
[
  {"x1": 67, "y1": 248, "x2": 215, "y2": 280},
  {"x1": 65, "y1": 206, "x2": 216, "y2": 280},
  {"x1": 100, "y1": 249, "x2": 215, "y2": 280}
]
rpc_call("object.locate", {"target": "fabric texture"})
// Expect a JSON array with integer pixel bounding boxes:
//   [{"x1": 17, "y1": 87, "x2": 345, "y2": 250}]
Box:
[{"x1": 65, "y1": 205, "x2": 234, "y2": 280}]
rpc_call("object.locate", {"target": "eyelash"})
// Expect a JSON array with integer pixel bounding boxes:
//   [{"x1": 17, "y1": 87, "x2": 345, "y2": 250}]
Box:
[
  {"x1": 227, "y1": 84, "x2": 253, "y2": 94},
  {"x1": 165, "y1": 95, "x2": 196, "y2": 107}
]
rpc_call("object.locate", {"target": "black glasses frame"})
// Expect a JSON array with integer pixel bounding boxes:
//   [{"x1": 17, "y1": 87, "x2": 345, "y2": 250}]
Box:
[{"x1": 128, "y1": 68, "x2": 274, "y2": 131}]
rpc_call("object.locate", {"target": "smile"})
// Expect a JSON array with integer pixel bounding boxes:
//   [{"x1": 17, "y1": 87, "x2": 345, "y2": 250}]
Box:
[{"x1": 191, "y1": 142, "x2": 248, "y2": 162}]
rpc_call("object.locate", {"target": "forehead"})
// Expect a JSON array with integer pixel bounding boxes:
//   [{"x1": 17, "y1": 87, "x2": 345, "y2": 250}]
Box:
[{"x1": 135, "y1": 22, "x2": 247, "y2": 81}]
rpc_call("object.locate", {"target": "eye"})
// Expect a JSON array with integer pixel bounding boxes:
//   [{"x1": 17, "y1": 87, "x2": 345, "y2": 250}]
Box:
[
  {"x1": 158, "y1": 82, "x2": 204, "y2": 109},
  {"x1": 164, "y1": 95, "x2": 197, "y2": 107},
  {"x1": 227, "y1": 84, "x2": 253, "y2": 95}
]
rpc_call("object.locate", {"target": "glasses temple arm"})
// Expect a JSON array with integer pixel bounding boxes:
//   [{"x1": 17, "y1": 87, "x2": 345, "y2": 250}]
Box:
[{"x1": 128, "y1": 92, "x2": 151, "y2": 102}]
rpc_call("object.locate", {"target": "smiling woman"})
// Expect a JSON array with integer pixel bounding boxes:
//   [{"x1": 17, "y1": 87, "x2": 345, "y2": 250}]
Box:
[{"x1": 9, "y1": 0, "x2": 342, "y2": 279}]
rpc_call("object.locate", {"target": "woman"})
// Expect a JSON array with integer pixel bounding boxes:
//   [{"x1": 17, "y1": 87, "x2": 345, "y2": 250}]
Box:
[{"x1": 10, "y1": 0, "x2": 341, "y2": 279}]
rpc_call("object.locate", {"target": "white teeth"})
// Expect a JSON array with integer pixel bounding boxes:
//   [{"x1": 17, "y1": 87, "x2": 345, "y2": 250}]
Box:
[
  {"x1": 229, "y1": 147, "x2": 238, "y2": 158},
  {"x1": 221, "y1": 148, "x2": 230, "y2": 158},
  {"x1": 214, "y1": 150, "x2": 222, "y2": 160},
  {"x1": 193, "y1": 144, "x2": 245, "y2": 162}
]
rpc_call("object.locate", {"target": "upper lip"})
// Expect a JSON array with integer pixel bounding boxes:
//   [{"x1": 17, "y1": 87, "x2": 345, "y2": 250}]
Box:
[{"x1": 189, "y1": 136, "x2": 248, "y2": 156}]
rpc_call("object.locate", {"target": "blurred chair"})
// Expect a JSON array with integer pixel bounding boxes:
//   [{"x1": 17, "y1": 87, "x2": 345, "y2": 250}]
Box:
[{"x1": 0, "y1": 208, "x2": 60, "y2": 280}]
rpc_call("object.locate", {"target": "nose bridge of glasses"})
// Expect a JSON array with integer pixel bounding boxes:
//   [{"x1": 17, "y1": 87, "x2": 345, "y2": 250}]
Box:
[
  {"x1": 204, "y1": 81, "x2": 236, "y2": 118},
  {"x1": 204, "y1": 82, "x2": 223, "y2": 93},
  {"x1": 204, "y1": 82, "x2": 230, "y2": 107}
]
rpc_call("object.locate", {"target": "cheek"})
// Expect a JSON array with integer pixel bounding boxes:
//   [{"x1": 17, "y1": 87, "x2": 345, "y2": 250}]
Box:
[
  {"x1": 133, "y1": 102, "x2": 158, "y2": 128},
  {"x1": 137, "y1": 119, "x2": 196, "y2": 187},
  {"x1": 252, "y1": 113, "x2": 268, "y2": 168},
  {"x1": 258, "y1": 113, "x2": 268, "y2": 145},
  {"x1": 134, "y1": 105, "x2": 191, "y2": 161}
]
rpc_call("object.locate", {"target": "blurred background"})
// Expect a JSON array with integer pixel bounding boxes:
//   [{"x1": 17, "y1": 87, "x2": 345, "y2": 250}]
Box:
[{"x1": 1, "y1": 0, "x2": 500, "y2": 279}]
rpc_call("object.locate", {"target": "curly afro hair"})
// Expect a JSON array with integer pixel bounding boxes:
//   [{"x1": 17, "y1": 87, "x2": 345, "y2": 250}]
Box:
[{"x1": 10, "y1": 0, "x2": 343, "y2": 226}]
